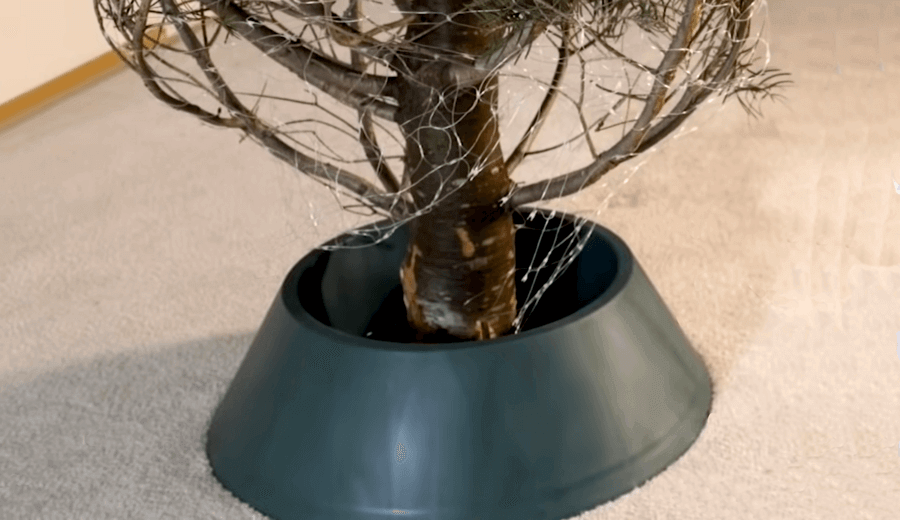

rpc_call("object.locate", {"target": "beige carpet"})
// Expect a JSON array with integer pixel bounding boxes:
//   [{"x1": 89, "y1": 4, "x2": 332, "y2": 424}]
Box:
[{"x1": 1, "y1": 0, "x2": 898, "y2": 518}]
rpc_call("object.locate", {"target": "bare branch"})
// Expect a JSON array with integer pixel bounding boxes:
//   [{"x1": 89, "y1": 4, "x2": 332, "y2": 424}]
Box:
[
  {"x1": 94, "y1": 0, "x2": 245, "y2": 129},
  {"x1": 158, "y1": 0, "x2": 403, "y2": 217},
  {"x1": 197, "y1": 0, "x2": 399, "y2": 121},
  {"x1": 506, "y1": 0, "x2": 705, "y2": 207},
  {"x1": 505, "y1": 22, "x2": 569, "y2": 174},
  {"x1": 476, "y1": 20, "x2": 549, "y2": 72},
  {"x1": 345, "y1": 0, "x2": 407, "y2": 205},
  {"x1": 278, "y1": 1, "x2": 416, "y2": 67},
  {"x1": 95, "y1": 0, "x2": 790, "y2": 229},
  {"x1": 640, "y1": 1, "x2": 793, "y2": 149},
  {"x1": 575, "y1": 50, "x2": 599, "y2": 157},
  {"x1": 585, "y1": 29, "x2": 658, "y2": 77}
]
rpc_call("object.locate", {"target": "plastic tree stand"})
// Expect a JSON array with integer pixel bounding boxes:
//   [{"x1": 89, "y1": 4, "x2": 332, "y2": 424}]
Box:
[{"x1": 206, "y1": 206, "x2": 713, "y2": 520}]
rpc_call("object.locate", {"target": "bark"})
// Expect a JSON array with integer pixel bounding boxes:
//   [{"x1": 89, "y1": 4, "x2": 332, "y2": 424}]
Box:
[{"x1": 395, "y1": 0, "x2": 517, "y2": 342}]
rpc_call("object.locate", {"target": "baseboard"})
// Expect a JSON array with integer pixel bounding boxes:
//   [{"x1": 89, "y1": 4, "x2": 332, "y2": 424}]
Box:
[{"x1": 0, "y1": 23, "x2": 199, "y2": 134}]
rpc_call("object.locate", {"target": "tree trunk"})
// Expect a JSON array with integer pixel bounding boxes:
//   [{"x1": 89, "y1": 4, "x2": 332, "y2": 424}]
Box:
[{"x1": 395, "y1": 0, "x2": 517, "y2": 342}]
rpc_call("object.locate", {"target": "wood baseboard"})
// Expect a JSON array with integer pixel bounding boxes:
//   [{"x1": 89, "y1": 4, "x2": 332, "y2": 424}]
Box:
[
  {"x1": 0, "y1": 24, "x2": 197, "y2": 134},
  {"x1": 0, "y1": 51, "x2": 127, "y2": 133}
]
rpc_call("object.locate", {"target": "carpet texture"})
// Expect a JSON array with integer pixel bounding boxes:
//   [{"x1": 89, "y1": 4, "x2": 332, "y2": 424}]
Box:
[{"x1": 1, "y1": 0, "x2": 898, "y2": 518}]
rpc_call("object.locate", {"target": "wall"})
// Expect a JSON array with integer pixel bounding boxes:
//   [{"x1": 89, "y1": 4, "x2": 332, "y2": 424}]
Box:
[{"x1": 1, "y1": 1, "x2": 111, "y2": 105}]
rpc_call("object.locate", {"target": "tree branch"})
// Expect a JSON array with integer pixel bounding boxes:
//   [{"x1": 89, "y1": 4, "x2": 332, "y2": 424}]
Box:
[
  {"x1": 197, "y1": 0, "x2": 400, "y2": 122},
  {"x1": 159, "y1": 0, "x2": 404, "y2": 218},
  {"x1": 505, "y1": 0, "x2": 704, "y2": 208},
  {"x1": 278, "y1": 1, "x2": 416, "y2": 68},
  {"x1": 475, "y1": 20, "x2": 549, "y2": 72},
  {"x1": 345, "y1": 0, "x2": 407, "y2": 207},
  {"x1": 588, "y1": 30, "x2": 658, "y2": 77},
  {"x1": 98, "y1": 0, "x2": 246, "y2": 130},
  {"x1": 505, "y1": 22, "x2": 569, "y2": 174},
  {"x1": 634, "y1": 1, "x2": 757, "y2": 154}
]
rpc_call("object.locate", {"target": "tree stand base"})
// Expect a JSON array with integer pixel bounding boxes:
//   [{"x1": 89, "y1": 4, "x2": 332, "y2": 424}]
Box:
[{"x1": 205, "y1": 207, "x2": 713, "y2": 520}]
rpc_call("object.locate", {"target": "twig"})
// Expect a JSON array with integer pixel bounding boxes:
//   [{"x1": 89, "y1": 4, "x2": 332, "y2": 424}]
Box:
[
  {"x1": 505, "y1": 22, "x2": 570, "y2": 173},
  {"x1": 506, "y1": 0, "x2": 704, "y2": 207},
  {"x1": 196, "y1": 0, "x2": 399, "y2": 121},
  {"x1": 157, "y1": 0, "x2": 402, "y2": 217}
]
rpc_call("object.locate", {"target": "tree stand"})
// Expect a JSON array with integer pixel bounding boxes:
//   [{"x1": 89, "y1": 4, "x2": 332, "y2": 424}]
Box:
[{"x1": 205, "y1": 207, "x2": 713, "y2": 520}]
